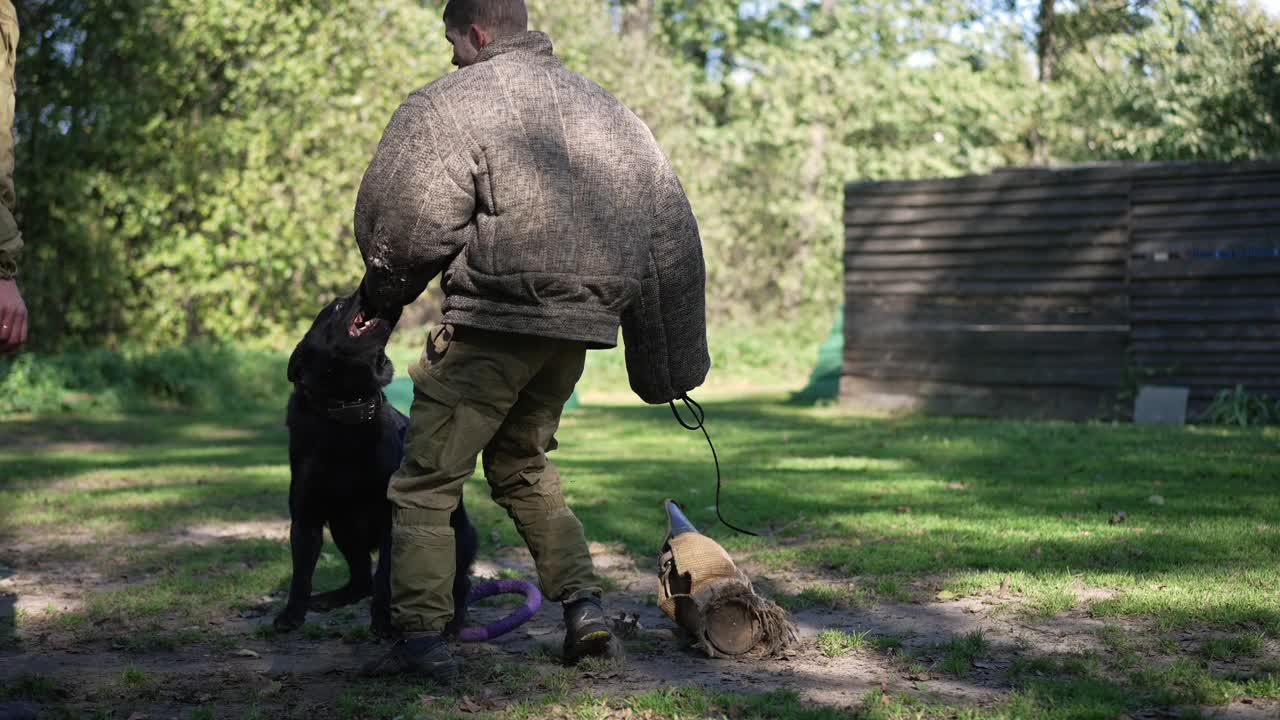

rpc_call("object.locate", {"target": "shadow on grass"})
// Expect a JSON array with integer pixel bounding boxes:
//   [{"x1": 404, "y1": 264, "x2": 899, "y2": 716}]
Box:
[{"x1": 1, "y1": 400, "x2": 1278, "y2": 716}]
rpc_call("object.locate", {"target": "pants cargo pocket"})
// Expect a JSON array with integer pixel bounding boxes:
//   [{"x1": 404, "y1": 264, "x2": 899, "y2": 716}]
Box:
[
  {"x1": 390, "y1": 521, "x2": 457, "y2": 633},
  {"x1": 390, "y1": 370, "x2": 469, "y2": 510}
]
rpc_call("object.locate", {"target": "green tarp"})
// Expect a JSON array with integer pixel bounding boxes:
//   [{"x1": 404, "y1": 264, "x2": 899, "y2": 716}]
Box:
[{"x1": 791, "y1": 305, "x2": 843, "y2": 403}]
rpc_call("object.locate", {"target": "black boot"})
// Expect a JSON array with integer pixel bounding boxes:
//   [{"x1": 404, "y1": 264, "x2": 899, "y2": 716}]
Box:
[
  {"x1": 562, "y1": 597, "x2": 624, "y2": 664},
  {"x1": 360, "y1": 633, "x2": 458, "y2": 682}
]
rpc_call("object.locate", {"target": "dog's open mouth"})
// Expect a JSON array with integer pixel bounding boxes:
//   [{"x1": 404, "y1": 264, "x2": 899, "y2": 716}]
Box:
[{"x1": 348, "y1": 310, "x2": 383, "y2": 338}]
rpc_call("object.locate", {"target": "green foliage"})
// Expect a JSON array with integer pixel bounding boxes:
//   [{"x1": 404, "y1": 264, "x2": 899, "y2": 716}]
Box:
[
  {"x1": 13, "y1": 0, "x2": 1280, "y2": 350},
  {"x1": 0, "y1": 344, "x2": 288, "y2": 414},
  {"x1": 1201, "y1": 385, "x2": 1280, "y2": 427}
]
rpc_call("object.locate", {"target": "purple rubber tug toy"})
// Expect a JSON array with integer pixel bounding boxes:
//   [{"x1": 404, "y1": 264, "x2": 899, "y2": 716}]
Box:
[{"x1": 458, "y1": 578, "x2": 542, "y2": 642}]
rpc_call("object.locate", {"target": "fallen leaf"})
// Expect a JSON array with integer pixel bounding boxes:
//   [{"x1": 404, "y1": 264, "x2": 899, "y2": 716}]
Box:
[
  {"x1": 946, "y1": 482, "x2": 966, "y2": 490},
  {"x1": 896, "y1": 506, "x2": 912, "y2": 513},
  {"x1": 1109, "y1": 512, "x2": 1127, "y2": 524},
  {"x1": 936, "y1": 590, "x2": 957, "y2": 601},
  {"x1": 999, "y1": 575, "x2": 1011, "y2": 594},
  {"x1": 1147, "y1": 495, "x2": 1165, "y2": 506},
  {"x1": 1032, "y1": 547, "x2": 1043, "y2": 557},
  {"x1": 231, "y1": 648, "x2": 260, "y2": 659},
  {"x1": 458, "y1": 696, "x2": 483, "y2": 713},
  {"x1": 1152, "y1": 480, "x2": 1164, "y2": 486}
]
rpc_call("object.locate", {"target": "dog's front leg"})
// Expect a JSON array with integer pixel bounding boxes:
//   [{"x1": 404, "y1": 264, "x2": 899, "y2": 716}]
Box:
[{"x1": 274, "y1": 522, "x2": 324, "y2": 632}]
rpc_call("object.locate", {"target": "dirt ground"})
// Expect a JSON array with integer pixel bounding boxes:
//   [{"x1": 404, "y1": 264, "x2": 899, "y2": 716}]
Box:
[{"x1": 2, "y1": 530, "x2": 1278, "y2": 720}]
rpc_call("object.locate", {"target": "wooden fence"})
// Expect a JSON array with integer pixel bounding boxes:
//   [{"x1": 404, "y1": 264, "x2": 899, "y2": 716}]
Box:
[{"x1": 841, "y1": 161, "x2": 1280, "y2": 420}]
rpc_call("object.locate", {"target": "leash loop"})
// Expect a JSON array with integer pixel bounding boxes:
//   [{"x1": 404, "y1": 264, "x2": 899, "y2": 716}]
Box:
[{"x1": 669, "y1": 394, "x2": 759, "y2": 537}]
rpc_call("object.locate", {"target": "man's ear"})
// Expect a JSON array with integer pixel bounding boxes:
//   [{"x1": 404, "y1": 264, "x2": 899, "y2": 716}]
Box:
[{"x1": 470, "y1": 23, "x2": 492, "y2": 51}]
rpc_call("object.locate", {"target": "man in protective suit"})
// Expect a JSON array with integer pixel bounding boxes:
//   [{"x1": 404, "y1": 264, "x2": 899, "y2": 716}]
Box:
[{"x1": 354, "y1": 0, "x2": 709, "y2": 680}]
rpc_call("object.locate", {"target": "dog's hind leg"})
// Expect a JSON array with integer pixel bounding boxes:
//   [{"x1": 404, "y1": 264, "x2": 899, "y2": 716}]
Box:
[
  {"x1": 310, "y1": 517, "x2": 375, "y2": 612},
  {"x1": 274, "y1": 522, "x2": 324, "y2": 632},
  {"x1": 370, "y1": 517, "x2": 395, "y2": 638}
]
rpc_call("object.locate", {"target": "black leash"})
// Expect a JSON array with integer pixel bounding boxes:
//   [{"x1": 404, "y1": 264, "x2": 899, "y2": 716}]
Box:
[{"x1": 669, "y1": 394, "x2": 759, "y2": 537}]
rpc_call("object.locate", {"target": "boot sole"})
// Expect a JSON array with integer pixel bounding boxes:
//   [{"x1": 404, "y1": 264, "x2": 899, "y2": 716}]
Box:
[{"x1": 564, "y1": 630, "x2": 618, "y2": 664}]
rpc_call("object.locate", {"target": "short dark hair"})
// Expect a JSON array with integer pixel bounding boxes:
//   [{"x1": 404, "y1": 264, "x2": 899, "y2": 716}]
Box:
[{"x1": 443, "y1": 0, "x2": 528, "y2": 37}]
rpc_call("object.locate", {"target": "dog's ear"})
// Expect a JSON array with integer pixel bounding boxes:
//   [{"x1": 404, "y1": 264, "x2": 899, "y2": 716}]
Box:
[{"x1": 374, "y1": 353, "x2": 395, "y2": 388}]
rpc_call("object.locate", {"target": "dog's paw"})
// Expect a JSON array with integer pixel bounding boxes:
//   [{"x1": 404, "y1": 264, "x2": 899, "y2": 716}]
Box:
[{"x1": 273, "y1": 608, "x2": 306, "y2": 633}]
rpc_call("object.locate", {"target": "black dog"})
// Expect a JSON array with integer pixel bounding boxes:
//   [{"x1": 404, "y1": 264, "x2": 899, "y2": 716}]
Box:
[{"x1": 273, "y1": 291, "x2": 478, "y2": 638}]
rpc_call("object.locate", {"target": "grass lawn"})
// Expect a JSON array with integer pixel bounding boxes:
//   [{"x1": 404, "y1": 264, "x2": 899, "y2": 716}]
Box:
[{"x1": 2, "y1": 377, "x2": 1279, "y2": 718}]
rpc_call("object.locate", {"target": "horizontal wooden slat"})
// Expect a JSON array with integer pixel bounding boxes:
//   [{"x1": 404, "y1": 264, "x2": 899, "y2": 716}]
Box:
[
  {"x1": 846, "y1": 267, "x2": 1126, "y2": 285},
  {"x1": 1130, "y1": 180, "x2": 1280, "y2": 204},
  {"x1": 1128, "y1": 260, "x2": 1280, "y2": 280},
  {"x1": 844, "y1": 200, "x2": 1129, "y2": 225},
  {"x1": 848, "y1": 230, "x2": 1130, "y2": 254},
  {"x1": 1131, "y1": 238, "x2": 1280, "y2": 258},
  {"x1": 844, "y1": 327, "x2": 1127, "y2": 353},
  {"x1": 1130, "y1": 308, "x2": 1280, "y2": 323},
  {"x1": 1129, "y1": 277, "x2": 1280, "y2": 297},
  {"x1": 843, "y1": 361, "x2": 1122, "y2": 387},
  {"x1": 1128, "y1": 366, "x2": 1280, "y2": 379},
  {"x1": 1132, "y1": 353, "x2": 1280, "y2": 367},
  {"x1": 846, "y1": 296, "x2": 1128, "y2": 325},
  {"x1": 842, "y1": 215, "x2": 1125, "y2": 237},
  {"x1": 1132, "y1": 210, "x2": 1280, "y2": 231},
  {"x1": 1130, "y1": 340, "x2": 1280, "y2": 354},
  {"x1": 845, "y1": 169, "x2": 1135, "y2": 196},
  {"x1": 844, "y1": 183, "x2": 1133, "y2": 209},
  {"x1": 846, "y1": 348, "x2": 1124, "y2": 369},
  {"x1": 1131, "y1": 197, "x2": 1280, "y2": 217},
  {"x1": 846, "y1": 280, "x2": 1129, "y2": 296},
  {"x1": 1132, "y1": 297, "x2": 1280, "y2": 310},
  {"x1": 1131, "y1": 325, "x2": 1280, "y2": 341},
  {"x1": 844, "y1": 246, "x2": 1128, "y2": 269}
]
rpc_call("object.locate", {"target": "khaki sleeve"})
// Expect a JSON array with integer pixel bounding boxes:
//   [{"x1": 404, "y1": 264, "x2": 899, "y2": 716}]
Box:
[{"x1": 0, "y1": 0, "x2": 21, "y2": 280}]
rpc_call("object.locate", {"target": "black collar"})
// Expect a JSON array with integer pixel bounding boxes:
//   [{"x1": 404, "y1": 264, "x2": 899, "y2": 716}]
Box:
[{"x1": 297, "y1": 385, "x2": 383, "y2": 425}]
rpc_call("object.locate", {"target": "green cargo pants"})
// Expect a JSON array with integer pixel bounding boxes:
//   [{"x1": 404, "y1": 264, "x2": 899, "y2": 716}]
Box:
[{"x1": 388, "y1": 325, "x2": 601, "y2": 634}]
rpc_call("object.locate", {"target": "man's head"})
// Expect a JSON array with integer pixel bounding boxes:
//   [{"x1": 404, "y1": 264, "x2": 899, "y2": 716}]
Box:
[{"x1": 443, "y1": 0, "x2": 529, "y2": 68}]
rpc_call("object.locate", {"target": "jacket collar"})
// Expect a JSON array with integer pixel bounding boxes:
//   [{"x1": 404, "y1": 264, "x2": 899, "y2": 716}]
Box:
[{"x1": 476, "y1": 31, "x2": 558, "y2": 66}]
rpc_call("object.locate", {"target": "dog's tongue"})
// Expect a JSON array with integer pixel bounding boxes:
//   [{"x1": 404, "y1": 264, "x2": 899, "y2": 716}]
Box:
[{"x1": 348, "y1": 311, "x2": 381, "y2": 338}]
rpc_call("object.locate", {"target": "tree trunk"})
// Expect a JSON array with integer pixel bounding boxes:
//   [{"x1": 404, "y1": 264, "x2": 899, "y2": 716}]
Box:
[{"x1": 1031, "y1": 0, "x2": 1057, "y2": 165}]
